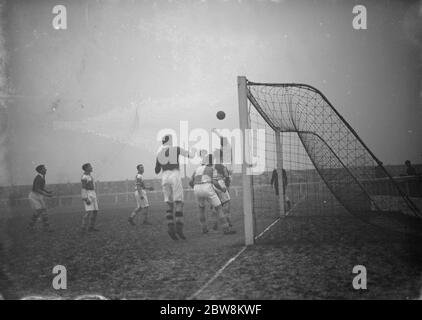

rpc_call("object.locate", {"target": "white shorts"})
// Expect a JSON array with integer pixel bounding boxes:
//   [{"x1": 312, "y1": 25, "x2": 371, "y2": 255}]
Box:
[
  {"x1": 135, "y1": 190, "x2": 149, "y2": 208},
  {"x1": 162, "y1": 169, "x2": 184, "y2": 203},
  {"x1": 28, "y1": 191, "x2": 46, "y2": 210},
  {"x1": 214, "y1": 179, "x2": 231, "y2": 205},
  {"x1": 194, "y1": 183, "x2": 222, "y2": 208},
  {"x1": 83, "y1": 190, "x2": 99, "y2": 211}
]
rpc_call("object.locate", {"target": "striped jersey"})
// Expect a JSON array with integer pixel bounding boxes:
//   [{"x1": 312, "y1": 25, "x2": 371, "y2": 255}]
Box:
[
  {"x1": 192, "y1": 165, "x2": 214, "y2": 184},
  {"x1": 135, "y1": 173, "x2": 145, "y2": 191},
  {"x1": 81, "y1": 174, "x2": 95, "y2": 191}
]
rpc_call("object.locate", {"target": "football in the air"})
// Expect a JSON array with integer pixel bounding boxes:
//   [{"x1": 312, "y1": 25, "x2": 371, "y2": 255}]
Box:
[{"x1": 216, "y1": 110, "x2": 226, "y2": 120}]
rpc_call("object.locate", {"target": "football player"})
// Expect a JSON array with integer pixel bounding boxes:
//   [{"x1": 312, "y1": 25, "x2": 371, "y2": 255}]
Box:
[
  {"x1": 27, "y1": 164, "x2": 53, "y2": 232},
  {"x1": 155, "y1": 135, "x2": 195, "y2": 241},
  {"x1": 128, "y1": 164, "x2": 153, "y2": 226},
  {"x1": 81, "y1": 163, "x2": 99, "y2": 232},
  {"x1": 211, "y1": 149, "x2": 232, "y2": 230},
  {"x1": 190, "y1": 154, "x2": 235, "y2": 235}
]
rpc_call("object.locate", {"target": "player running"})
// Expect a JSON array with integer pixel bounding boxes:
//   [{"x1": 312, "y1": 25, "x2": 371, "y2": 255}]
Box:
[
  {"x1": 190, "y1": 154, "x2": 235, "y2": 235},
  {"x1": 155, "y1": 134, "x2": 194, "y2": 241},
  {"x1": 128, "y1": 164, "x2": 154, "y2": 226},
  {"x1": 81, "y1": 163, "x2": 99, "y2": 233},
  {"x1": 27, "y1": 164, "x2": 53, "y2": 232}
]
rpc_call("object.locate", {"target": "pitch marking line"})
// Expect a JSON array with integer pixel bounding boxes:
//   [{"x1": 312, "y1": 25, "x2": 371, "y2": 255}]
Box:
[
  {"x1": 255, "y1": 217, "x2": 281, "y2": 240},
  {"x1": 187, "y1": 245, "x2": 247, "y2": 300},
  {"x1": 188, "y1": 217, "x2": 283, "y2": 300},
  {"x1": 284, "y1": 195, "x2": 306, "y2": 217}
]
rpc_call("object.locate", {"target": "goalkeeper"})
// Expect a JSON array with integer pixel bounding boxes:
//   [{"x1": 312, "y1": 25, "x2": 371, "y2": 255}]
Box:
[{"x1": 210, "y1": 149, "x2": 232, "y2": 230}]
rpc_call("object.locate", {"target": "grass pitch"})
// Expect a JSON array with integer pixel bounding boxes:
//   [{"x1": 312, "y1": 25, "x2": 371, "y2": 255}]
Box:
[{"x1": 2, "y1": 196, "x2": 422, "y2": 299}]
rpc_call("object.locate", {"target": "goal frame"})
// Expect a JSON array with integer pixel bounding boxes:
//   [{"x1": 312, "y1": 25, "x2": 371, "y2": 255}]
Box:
[
  {"x1": 237, "y1": 75, "x2": 421, "y2": 243},
  {"x1": 237, "y1": 76, "x2": 286, "y2": 246}
]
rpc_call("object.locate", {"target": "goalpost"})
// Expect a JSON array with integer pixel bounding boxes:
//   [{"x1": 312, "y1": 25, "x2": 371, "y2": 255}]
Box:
[
  {"x1": 237, "y1": 76, "x2": 422, "y2": 246},
  {"x1": 238, "y1": 76, "x2": 254, "y2": 245},
  {"x1": 238, "y1": 76, "x2": 287, "y2": 245}
]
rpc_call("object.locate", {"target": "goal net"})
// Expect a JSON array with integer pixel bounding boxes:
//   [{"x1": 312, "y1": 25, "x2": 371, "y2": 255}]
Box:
[{"x1": 237, "y1": 76, "x2": 422, "y2": 245}]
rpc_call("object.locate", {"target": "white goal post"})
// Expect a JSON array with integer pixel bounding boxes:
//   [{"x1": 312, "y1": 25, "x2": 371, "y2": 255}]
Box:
[{"x1": 237, "y1": 76, "x2": 286, "y2": 246}]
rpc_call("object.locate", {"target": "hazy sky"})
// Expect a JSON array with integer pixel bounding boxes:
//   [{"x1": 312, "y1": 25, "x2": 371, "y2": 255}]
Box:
[{"x1": 1, "y1": 0, "x2": 421, "y2": 185}]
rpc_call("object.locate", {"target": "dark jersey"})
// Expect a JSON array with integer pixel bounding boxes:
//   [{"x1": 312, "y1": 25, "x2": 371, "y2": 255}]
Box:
[
  {"x1": 155, "y1": 146, "x2": 183, "y2": 173},
  {"x1": 214, "y1": 164, "x2": 229, "y2": 179},
  {"x1": 407, "y1": 166, "x2": 417, "y2": 176},
  {"x1": 270, "y1": 169, "x2": 278, "y2": 187},
  {"x1": 32, "y1": 174, "x2": 46, "y2": 194},
  {"x1": 271, "y1": 169, "x2": 288, "y2": 188},
  {"x1": 214, "y1": 163, "x2": 230, "y2": 187}
]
